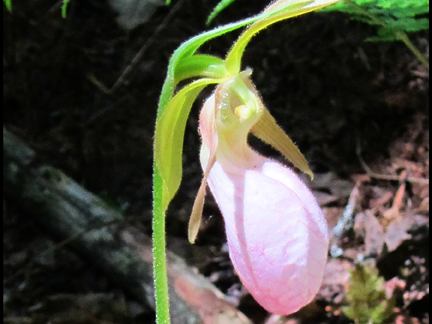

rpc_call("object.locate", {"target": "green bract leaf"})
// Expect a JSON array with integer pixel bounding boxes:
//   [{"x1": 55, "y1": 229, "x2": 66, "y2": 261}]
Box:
[
  {"x1": 225, "y1": 0, "x2": 341, "y2": 75},
  {"x1": 174, "y1": 55, "x2": 228, "y2": 83},
  {"x1": 155, "y1": 78, "x2": 220, "y2": 211}
]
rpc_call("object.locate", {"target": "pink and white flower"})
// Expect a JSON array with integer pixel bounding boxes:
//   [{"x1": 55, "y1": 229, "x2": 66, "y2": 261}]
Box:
[{"x1": 189, "y1": 71, "x2": 329, "y2": 315}]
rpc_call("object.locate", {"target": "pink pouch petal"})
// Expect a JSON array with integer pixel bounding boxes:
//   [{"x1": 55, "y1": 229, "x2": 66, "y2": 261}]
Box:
[{"x1": 206, "y1": 156, "x2": 328, "y2": 315}]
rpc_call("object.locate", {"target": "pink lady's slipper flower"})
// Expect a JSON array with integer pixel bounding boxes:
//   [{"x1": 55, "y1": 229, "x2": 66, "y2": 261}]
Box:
[
  {"x1": 188, "y1": 70, "x2": 329, "y2": 315},
  {"x1": 152, "y1": 1, "x2": 341, "y2": 321}
]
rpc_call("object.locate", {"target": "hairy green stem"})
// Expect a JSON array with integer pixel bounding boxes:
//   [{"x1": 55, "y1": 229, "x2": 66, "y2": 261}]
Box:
[{"x1": 152, "y1": 164, "x2": 171, "y2": 324}]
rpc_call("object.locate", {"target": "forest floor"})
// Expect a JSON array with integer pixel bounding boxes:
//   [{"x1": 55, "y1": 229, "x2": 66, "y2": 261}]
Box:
[{"x1": 3, "y1": 0, "x2": 429, "y2": 323}]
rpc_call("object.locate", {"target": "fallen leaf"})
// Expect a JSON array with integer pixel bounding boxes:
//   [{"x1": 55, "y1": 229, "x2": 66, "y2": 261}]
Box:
[
  {"x1": 384, "y1": 216, "x2": 414, "y2": 252},
  {"x1": 363, "y1": 210, "x2": 385, "y2": 256},
  {"x1": 369, "y1": 191, "x2": 393, "y2": 209}
]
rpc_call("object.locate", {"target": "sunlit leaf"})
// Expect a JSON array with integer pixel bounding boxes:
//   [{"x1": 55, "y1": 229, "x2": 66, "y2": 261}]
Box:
[
  {"x1": 225, "y1": 0, "x2": 341, "y2": 74},
  {"x1": 155, "y1": 78, "x2": 219, "y2": 211},
  {"x1": 174, "y1": 55, "x2": 227, "y2": 83}
]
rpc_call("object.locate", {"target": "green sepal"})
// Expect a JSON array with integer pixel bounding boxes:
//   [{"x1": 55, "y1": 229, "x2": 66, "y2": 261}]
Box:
[{"x1": 154, "y1": 78, "x2": 220, "y2": 211}]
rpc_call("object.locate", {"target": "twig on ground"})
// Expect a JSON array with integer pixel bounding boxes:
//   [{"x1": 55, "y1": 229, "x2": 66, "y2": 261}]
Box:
[{"x1": 356, "y1": 142, "x2": 429, "y2": 185}]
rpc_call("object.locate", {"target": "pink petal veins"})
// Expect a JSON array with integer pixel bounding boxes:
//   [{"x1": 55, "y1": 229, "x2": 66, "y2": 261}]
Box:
[
  {"x1": 198, "y1": 81, "x2": 329, "y2": 316},
  {"x1": 206, "y1": 157, "x2": 329, "y2": 315}
]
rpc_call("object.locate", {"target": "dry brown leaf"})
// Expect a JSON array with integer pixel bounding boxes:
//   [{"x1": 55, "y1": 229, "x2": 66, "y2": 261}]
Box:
[
  {"x1": 392, "y1": 171, "x2": 407, "y2": 210},
  {"x1": 384, "y1": 216, "x2": 414, "y2": 252},
  {"x1": 369, "y1": 191, "x2": 393, "y2": 209},
  {"x1": 363, "y1": 210, "x2": 385, "y2": 256}
]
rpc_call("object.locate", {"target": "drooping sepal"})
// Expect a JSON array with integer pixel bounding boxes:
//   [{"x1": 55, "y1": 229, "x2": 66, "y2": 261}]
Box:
[
  {"x1": 188, "y1": 154, "x2": 216, "y2": 244},
  {"x1": 251, "y1": 107, "x2": 313, "y2": 179}
]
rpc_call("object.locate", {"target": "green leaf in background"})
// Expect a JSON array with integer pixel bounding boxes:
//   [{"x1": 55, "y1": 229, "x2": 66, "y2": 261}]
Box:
[
  {"x1": 4, "y1": 0, "x2": 74, "y2": 17},
  {"x1": 366, "y1": 17, "x2": 429, "y2": 41},
  {"x1": 206, "y1": 0, "x2": 237, "y2": 25},
  {"x1": 3, "y1": 0, "x2": 12, "y2": 11},
  {"x1": 325, "y1": 0, "x2": 429, "y2": 42},
  {"x1": 62, "y1": 0, "x2": 71, "y2": 18}
]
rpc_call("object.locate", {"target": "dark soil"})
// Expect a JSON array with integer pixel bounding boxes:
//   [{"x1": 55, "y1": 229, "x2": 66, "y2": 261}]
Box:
[{"x1": 3, "y1": 0, "x2": 429, "y2": 323}]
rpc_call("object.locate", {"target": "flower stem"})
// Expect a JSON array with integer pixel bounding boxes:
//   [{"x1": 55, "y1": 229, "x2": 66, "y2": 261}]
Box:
[{"x1": 152, "y1": 163, "x2": 171, "y2": 324}]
